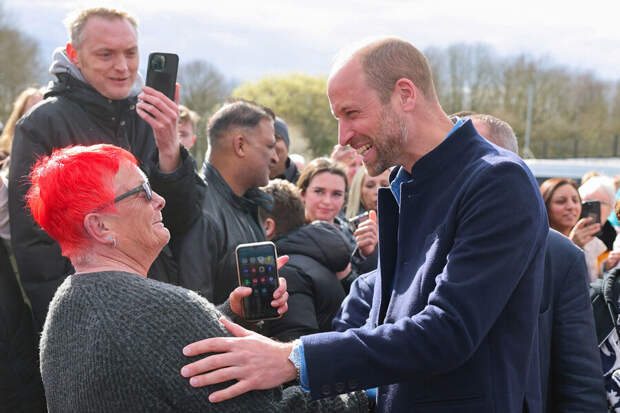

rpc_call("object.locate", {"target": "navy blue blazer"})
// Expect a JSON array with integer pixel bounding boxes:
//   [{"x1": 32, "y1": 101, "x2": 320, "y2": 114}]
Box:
[
  {"x1": 334, "y1": 230, "x2": 607, "y2": 412},
  {"x1": 301, "y1": 121, "x2": 548, "y2": 412}
]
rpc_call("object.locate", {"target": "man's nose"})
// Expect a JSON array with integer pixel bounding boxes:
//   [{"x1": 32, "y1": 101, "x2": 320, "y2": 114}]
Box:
[{"x1": 338, "y1": 121, "x2": 354, "y2": 147}]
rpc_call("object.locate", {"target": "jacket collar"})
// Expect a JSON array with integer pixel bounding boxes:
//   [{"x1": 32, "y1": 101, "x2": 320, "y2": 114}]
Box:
[{"x1": 46, "y1": 73, "x2": 136, "y2": 124}]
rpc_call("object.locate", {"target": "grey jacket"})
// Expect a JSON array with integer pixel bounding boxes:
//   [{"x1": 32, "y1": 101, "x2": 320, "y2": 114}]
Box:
[
  {"x1": 174, "y1": 162, "x2": 271, "y2": 305},
  {"x1": 40, "y1": 270, "x2": 367, "y2": 412}
]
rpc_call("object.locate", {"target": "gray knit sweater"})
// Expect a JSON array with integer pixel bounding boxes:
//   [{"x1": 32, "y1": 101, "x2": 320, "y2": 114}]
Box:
[{"x1": 40, "y1": 271, "x2": 367, "y2": 412}]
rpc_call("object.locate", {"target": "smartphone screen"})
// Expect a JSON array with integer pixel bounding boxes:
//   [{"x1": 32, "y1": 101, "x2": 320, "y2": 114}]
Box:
[
  {"x1": 235, "y1": 242, "x2": 280, "y2": 321},
  {"x1": 580, "y1": 200, "x2": 601, "y2": 226},
  {"x1": 145, "y1": 52, "x2": 178, "y2": 101}
]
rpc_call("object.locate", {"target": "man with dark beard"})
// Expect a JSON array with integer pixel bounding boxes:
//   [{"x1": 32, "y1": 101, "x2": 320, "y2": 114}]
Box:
[{"x1": 179, "y1": 38, "x2": 548, "y2": 413}]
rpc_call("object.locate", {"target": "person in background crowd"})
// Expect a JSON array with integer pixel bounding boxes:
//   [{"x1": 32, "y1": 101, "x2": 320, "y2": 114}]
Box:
[
  {"x1": 540, "y1": 178, "x2": 600, "y2": 247},
  {"x1": 582, "y1": 170, "x2": 600, "y2": 185},
  {"x1": 330, "y1": 144, "x2": 363, "y2": 185},
  {"x1": 178, "y1": 104, "x2": 200, "y2": 150},
  {"x1": 289, "y1": 153, "x2": 306, "y2": 172},
  {"x1": 8, "y1": 7, "x2": 199, "y2": 332},
  {"x1": 578, "y1": 176, "x2": 617, "y2": 279},
  {"x1": 270, "y1": 117, "x2": 300, "y2": 184},
  {"x1": 0, "y1": 232, "x2": 46, "y2": 411},
  {"x1": 0, "y1": 87, "x2": 44, "y2": 168},
  {"x1": 345, "y1": 167, "x2": 390, "y2": 220},
  {"x1": 30, "y1": 144, "x2": 366, "y2": 413},
  {"x1": 180, "y1": 38, "x2": 547, "y2": 413},
  {"x1": 260, "y1": 179, "x2": 353, "y2": 341},
  {"x1": 0, "y1": 87, "x2": 46, "y2": 413},
  {"x1": 175, "y1": 101, "x2": 278, "y2": 305},
  {"x1": 297, "y1": 157, "x2": 378, "y2": 277}
]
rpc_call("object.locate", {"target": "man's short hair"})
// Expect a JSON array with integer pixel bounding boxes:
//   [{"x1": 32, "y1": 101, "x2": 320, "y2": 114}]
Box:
[
  {"x1": 206, "y1": 100, "x2": 273, "y2": 148},
  {"x1": 259, "y1": 179, "x2": 306, "y2": 237},
  {"x1": 470, "y1": 113, "x2": 519, "y2": 154},
  {"x1": 335, "y1": 37, "x2": 437, "y2": 104},
  {"x1": 64, "y1": 7, "x2": 138, "y2": 49},
  {"x1": 178, "y1": 105, "x2": 200, "y2": 130}
]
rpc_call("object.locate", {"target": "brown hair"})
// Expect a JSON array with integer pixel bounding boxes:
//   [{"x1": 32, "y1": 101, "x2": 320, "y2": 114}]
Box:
[
  {"x1": 0, "y1": 87, "x2": 44, "y2": 155},
  {"x1": 539, "y1": 178, "x2": 581, "y2": 216},
  {"x1": 259, "y1": 179, "x2": 306, "y2": 237},
  {"x1": 297, "y1": 157, "x2": 349, "y2": 198}
]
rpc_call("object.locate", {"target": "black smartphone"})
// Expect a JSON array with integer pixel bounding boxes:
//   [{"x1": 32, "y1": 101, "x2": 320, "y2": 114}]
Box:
[
  {"x1": 581, "y1": 200, "x2": 601, "y2": 226},
  {"x1": 145, "y1": 52, "x2": 178, "y2": 100},
  {"x1": 235, "y1": 241, "x2": 281, "y2": 321}
]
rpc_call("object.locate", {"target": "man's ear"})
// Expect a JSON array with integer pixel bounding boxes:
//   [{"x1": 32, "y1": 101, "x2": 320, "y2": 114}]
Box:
[
  {"x1": 232, "y1": 134, "x2": 246, "y2": 158},
  {"x1": 66, "y1": 43, "x2": 79, "y2": 66},
  {"x1": 263, "y1": 217, "x2": 276, "y2": 240},
  {"x1": 83, "y1": 213, "x2": 115, "y2": 247},
  {"x1": 393, "y1": 78, "x2": 416, "y2": 112}
]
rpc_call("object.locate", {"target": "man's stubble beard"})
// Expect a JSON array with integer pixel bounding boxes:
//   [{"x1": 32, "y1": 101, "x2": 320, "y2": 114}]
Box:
[{"x1": 365, "y1": 106, "x2": 408, "y2": 177}]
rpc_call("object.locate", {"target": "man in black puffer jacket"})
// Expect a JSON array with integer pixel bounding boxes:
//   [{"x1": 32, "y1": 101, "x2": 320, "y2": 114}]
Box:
[
  {"x1": 9, "y1": 7, "x2": 202, "y2": 331},
  {"x1": 259, "y1": 179, "x2": 354, "y2": 341}
]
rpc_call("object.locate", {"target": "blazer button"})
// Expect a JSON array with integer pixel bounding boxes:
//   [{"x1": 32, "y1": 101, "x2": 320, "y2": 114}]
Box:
[
  {"x1": 347, "y1": 379, "x2": 359, "y2": 390},
  {"x1": 321, "y1": 384, "x2": 331, "y2": 396},
  {"x1": 335, "y1": 382, "x2": 345, "y2": 393}
]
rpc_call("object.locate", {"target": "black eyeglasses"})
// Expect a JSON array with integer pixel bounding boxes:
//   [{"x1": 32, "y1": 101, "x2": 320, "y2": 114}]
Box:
[
  {"x1": 94, "y1": 181, "x2": 152, "y2": 212},
  {"x1": 114, "y1": 181, "x2": 152, "y2": 203}
]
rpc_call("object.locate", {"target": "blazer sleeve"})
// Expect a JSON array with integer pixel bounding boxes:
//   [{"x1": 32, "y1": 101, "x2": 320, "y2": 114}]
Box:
[{"x1": 332, "y1": 271, "x2": 376, "y2": 332}]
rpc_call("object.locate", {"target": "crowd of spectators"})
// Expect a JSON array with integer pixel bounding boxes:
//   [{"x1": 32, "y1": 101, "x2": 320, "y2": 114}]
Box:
[{"x1": 2, "y1": 5, "x2": 620, "y2": 413}]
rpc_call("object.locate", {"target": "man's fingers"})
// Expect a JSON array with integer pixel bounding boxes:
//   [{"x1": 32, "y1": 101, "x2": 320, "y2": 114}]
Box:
[
  {"x1": 220, "y1": 317, "x2": 251, "y2": 338},
  {"x1": 181, "y1": 352, "x2": 240, "y2": 378},
  {"x1": 231, "y1": 286, "x2": 252, "y2": 298},
  {"x1": 272, "y1": 277, "x2": 287, "y2": 299},
  {"x1": 174, "y1": 83, "x2": 180, "y2": 104},
  {"x1": 276, "y1": 255, "x2": 289, "y2": 269},
  {"x1": 183, "y1": 336, "x2": 234, "y2": 357},
  {"x1": 208, "y1": 380, "x2": 254, "y2": 403}
]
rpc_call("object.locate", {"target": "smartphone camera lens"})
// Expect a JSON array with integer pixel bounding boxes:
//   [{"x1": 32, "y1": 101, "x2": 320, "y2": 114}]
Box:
[{"x1": 151, "y1": 55, "x2": 165, "y2": 71}]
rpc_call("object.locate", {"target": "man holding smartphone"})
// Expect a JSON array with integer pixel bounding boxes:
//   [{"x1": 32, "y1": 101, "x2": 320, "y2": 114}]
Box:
[{"x1": 9, "y1": 7, "x2": 198, "y2": 332}]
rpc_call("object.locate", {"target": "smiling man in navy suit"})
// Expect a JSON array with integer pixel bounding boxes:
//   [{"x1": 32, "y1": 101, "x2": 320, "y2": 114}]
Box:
[{"x1": 180, "y1": 37, "x2": 549, "y2": 413}]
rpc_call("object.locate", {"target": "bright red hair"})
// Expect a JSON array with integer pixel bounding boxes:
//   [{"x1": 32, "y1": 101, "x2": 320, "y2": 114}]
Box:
[{"x1": 27, "y1": 144, "x2": 138, "y2": 258}]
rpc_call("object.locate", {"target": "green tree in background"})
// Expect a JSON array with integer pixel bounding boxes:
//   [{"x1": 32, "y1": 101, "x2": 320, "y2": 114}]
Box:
[
  {"x1": 232, "y1": 74, "x2": 337, "y2": 157},
  {"x1": 0, "y1": 4, "x2": 44, "y2": 122}
]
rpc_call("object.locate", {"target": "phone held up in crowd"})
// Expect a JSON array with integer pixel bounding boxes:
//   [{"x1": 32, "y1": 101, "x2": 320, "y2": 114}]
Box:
[
  {"x1": 235, "y1": 241, "x2": 282, "y2": 321},
  {"x1": 145, "y1": 52, "x2": 178, "y2": 100}
]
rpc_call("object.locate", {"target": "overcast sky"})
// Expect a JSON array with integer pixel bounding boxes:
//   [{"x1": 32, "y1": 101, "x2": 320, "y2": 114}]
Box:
[{"x1": 4, "y1": 0, "x2": 619, "y2": 84}]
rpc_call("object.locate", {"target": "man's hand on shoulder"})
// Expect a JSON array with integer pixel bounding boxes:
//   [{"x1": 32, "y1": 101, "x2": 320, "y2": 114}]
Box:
[
  {"x1": 180, "y1": 318, "x2": 297, "y2": 403},
  {"x1": 136, "y1": 84, "x2": 181, "y2": 173}
]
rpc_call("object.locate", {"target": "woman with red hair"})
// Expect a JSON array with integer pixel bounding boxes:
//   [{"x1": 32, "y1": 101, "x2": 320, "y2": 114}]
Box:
[{"x1": 29, "y1": 144, "x2": 366, "y2": 412}]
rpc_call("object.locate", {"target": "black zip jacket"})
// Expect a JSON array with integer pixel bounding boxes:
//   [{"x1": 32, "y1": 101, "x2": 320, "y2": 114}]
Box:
[
  {"x1": 8, "y1": 73, "x2": 202, "y2": 330},
  {"x1": 264, "y1": 221, "x2": 353, "y2": 341}
]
